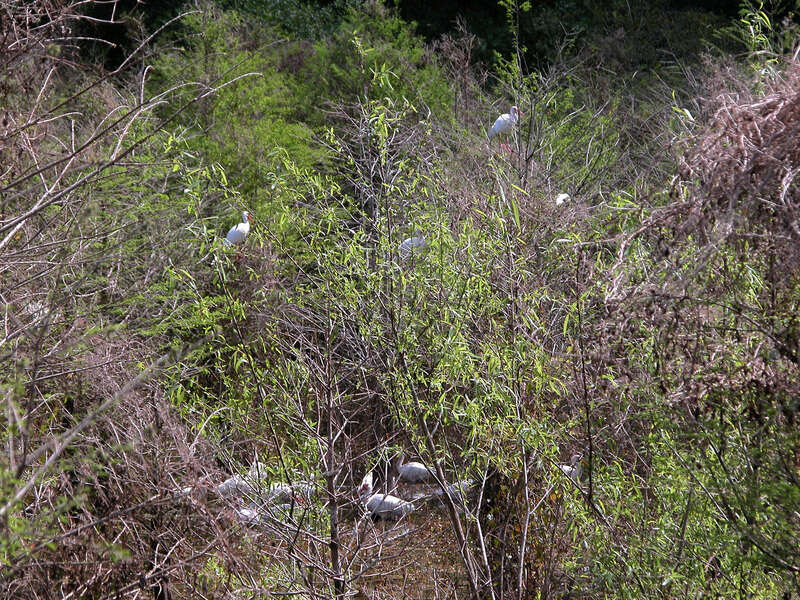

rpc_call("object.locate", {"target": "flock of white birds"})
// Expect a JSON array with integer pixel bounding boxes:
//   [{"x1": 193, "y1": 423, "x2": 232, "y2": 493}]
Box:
[
  {"x1": 200, "y1": 450, "x2": 582, "y2": 528},
  {"x1": 219, "y1": 106, "x2": 568, "y2": 260},
  {"x1": 210, "y1": 105, "x2": 579, "y2": 524}
]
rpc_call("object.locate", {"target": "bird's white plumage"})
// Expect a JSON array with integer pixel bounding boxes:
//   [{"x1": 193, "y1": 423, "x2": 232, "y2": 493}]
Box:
[
  {"x1": 216, "y1": 474, "x2": 254, "y2": 498},
  {"x1": 395, "y1": 453, "x2": 432, "y2": 483},
  {"x1": 442, "y1": 479, "x2": 474, "y2": 507},
  {"x1": 235, "y1": 506, "x2": 262, "y2": 525},
  {"x1": 555, "y1": 193, "x2": 570, "y2": 206},
  {"x1": 224, "y1": 211, "x2": 251, "y2": 245},
  {"x1": 365, "y1": 493, "x2": 415, "y2": 519},
  {"x1": 399, "y1": 236, "x2": 427, "y2": 260},
  {"x1": 249, "y1": 461, "x2": 315, "y2": 503},
  {"x1": 266, "y1": 481, "x2": 314, "y2": 504},
  {"x1": 216, "y1": 461, "x2": 314, "y2": 507},
  {"x1": 488, "y1": 106, "x2": 520, "y2": 141},
  {"x1": 358, "y1": 472, "x2": 415, "y2": 519},
  {"x1": 559, "y1": 454, "x2": 583, "y2": 483}
]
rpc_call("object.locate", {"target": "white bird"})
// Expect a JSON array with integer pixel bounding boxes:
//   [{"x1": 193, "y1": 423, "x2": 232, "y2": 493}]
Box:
[
  {"x1": 224, "y1": 210, "x2": 252, "y2": 246},
  {"x1": 555, "y1": 193, "x2": 570, "y2": 206},
  {"x1": 234, "y1": 505, "x2": 262, "y2": 525},
  {"x1": 216, "y1": 462, "x2": 278, "y2": 500},
  {"x1": 248, "y1": 462, "x2": 315, "y2": 503},
  {"x1": 394, "y1": 453, "x2": 432, "y2": 483},
  {"x1": 488, "y1": 106, "x2": 522, "y2": 152},
  {"x1": 216, "y1": 474, "x2": 255, "y2": 499},
  {"x1": 398, "y1": 236, "x2": 427, "y2": 261},
  {"x1": 266, "y1": 481, "x2": 315, "y2": 504},
  {"x1": 443, "y1": 479, "x2": 475, "y2": 510},
  {"x1": 358, "y1": 472, "x2": 415, "y2": 520},
  {"x1": 216, "y1": 461, "x2": 315, "y2": 517},
  {"x1": 559, "y1": 454, "x2": 584, "y2": 483}
]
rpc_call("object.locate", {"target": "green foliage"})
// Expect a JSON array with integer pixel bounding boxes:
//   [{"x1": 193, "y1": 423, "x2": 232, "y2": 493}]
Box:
[
  {"x1": 219, "y1": 0, "x2": 357, "y2": 39},
  {"x1": 148, "y1": 8, "x2": 326, "y2": 199},
  {"x1": 147, "y1": 2, "x2": 454, "y2": 209},
  {"x1": 723, "y1": 1, "x2": 800, "y2": 80},
  {"x1": 294, "y1": 4, "x2": 454, "y2": 124}
]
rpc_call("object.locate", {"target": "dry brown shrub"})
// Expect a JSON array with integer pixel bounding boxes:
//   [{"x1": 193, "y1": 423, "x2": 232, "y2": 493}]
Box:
[
  {"x1": 674, "y1": 55, "x2": 800, "y2": 264},
  {"x1": 3, "y1": 389, "x2": 249, "y2": 599}
]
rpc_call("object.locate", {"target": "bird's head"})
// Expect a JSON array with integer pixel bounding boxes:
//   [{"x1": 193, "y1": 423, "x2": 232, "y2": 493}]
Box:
[
  {"x1": 511, "y1": 106, "x2": 523, "y2": 118},
  {"x1": 291, "y1": 493, "x2": 309, "y2": 508},
  {"x1": 357, "y1": 472, "x2": 373, "y2": 497},
  {"x1": 243, "y1": 211, "x2": 253, "y2": 223}
]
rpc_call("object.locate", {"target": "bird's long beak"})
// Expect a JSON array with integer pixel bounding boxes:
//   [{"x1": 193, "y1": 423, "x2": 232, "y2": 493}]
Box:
[{"x1": 247, "y1": 214, "x2": 254, "y2": 222}]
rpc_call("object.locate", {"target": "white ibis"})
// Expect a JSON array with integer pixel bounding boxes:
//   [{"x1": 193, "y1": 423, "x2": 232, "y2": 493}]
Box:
[
  {"x1": 235, "y1": 505, "x2": 262, "y2": 526},
  {"x1": 249, "y1": 461, "x2": 315, "y2": 503},
  {"x1": 559, "y1": 454, "x2": 584, "y2": 483},
  {"x1": 394, "y1": 453, "x2": 432, "y2": 483},
  {"x1": 398, "y1": 236, "x2": 427, "y2": 261},
  {"x1": 216, "y1": 474, "x2": 255, "y2": 499},
  {"x1": 488, "y1": 106, "x2": 522, "y2": 153},
  {"x1": 235, "y1": 502, "x2": 302, "y2": 528},
  {"x1": 555, "y1": 193, "x2": 570, "y2": 206},
  {"x1": 265, "y1": 481, "x2": 315, "y2": 504},
  {"x1": 441, "y1": 479, "x2": 474, "y2": 508},
  {"x1": 224, "y1": 210, "x2": 252, "y2": 246},
  {"x1": 358, "y1": 472, "x2": 415, "y2": 520}
]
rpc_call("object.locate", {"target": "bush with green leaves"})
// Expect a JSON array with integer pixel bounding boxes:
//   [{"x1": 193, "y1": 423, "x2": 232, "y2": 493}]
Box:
[
  {"x1": 147, "y1": 7, "x2": 326, "y2": 198},
  {"x1": 294, "y1": 3, "x2": 454, "y2": 124}
]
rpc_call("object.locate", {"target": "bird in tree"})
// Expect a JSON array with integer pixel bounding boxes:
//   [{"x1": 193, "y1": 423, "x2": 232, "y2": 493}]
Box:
[
  {"x1": 222, "y1": 210, "x2": 252, "y2": 261},
  {"x1": 559, "y1": 454, "x2": 584, "y2": 484},
  {"x1": 264, "y1": 480, "x2": 315, "y2": 504},
  {"x1": 488, "y1": 106, "x2": 522, "y2": 153},
  {"x1": 358, "y1": 472, "x2": 415, "y2": 520},
  {"x1": 394, "y1": 453, "x2": 432, "y2": 484},
  {"x1": 224, "y1": 210, "x2": 252, "y2": 246},
  {"x1": 216, "y1": 474, "x2": 255, "y2": 499},
  {"x1": 398, "y1": 236, "x2": 427, "y2": 261}
]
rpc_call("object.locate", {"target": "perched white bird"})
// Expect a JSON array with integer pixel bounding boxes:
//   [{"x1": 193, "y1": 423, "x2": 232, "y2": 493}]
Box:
[
  {"x1": 224, "y1": 210, "x2": 252, "y2": 246},
  {"x1": 488, "y1": 106, "x2": 522, "y2": 152},
  {"x1": 394, "y1": 453, "x2": 432, "y2": 484},
  {"x1": 216, "y1": 474, "x2": 255, "y2": 499},
  {"x1": 398, "y1": 236, "x2": 427, "y2": 261},
  {"x1": 358, "y1": 472, "x2": 415, "y2": 520},
  {"x1": 559, "y1": 454, "x2": 584, "y2": 483},
  {"x1": 555, "y1": 193, "x2": 570, "y2": 206}
]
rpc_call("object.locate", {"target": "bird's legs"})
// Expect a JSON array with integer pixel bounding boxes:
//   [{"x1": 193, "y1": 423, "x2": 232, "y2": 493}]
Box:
[{"x1": 496, "y1": 136, "x2": 514, "y2": 154}]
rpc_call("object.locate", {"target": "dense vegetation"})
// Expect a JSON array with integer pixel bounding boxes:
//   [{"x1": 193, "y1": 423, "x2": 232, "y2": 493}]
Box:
[{"x1": 2, "y1": 1, "x2": 800, "y2": 598}]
